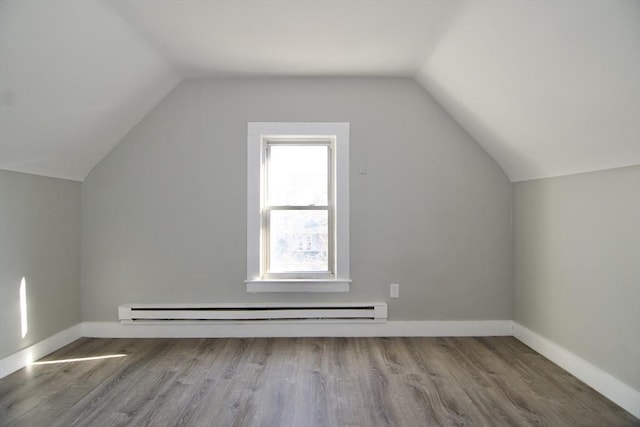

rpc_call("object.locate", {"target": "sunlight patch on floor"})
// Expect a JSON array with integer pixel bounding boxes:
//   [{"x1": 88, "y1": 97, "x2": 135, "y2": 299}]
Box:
[{"x1": 31, "y1": 354, "x2": 127, "y2": 365}]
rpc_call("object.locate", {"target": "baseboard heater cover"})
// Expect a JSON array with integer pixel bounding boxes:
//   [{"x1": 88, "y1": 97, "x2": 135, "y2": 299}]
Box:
[{"x1": 118, "y1": 303, "x2": 387, "y2": 323}]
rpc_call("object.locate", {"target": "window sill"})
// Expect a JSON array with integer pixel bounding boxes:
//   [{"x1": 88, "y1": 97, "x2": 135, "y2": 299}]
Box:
[{"x1": 245, "y1": 279, "x2": 351, "y2": 293}]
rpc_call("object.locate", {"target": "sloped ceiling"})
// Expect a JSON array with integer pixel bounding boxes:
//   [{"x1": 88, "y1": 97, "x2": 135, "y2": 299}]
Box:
[
  {"x1": 0, "y1": 0, "x2": 180, "y2": 181},
  {"x1": 1, "y1": 0, "x2": 638, "y2": 182},
  {"x1": 416, "y1": 0, "x2": 640, "y2": 181}
]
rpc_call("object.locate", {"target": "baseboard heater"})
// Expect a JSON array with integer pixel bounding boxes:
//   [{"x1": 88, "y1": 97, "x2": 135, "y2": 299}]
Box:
[{"x1": 118, "y1": 302, "x2": 387, "y2": 323}]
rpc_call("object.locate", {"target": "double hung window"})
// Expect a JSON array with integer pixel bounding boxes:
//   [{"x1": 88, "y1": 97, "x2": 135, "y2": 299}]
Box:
[
  {"x1": 263, "y1": 139, "x2": 333, "y2": 279},
  {"x1": 247, "y1": 123, "x2": 350, "y2": 292}
]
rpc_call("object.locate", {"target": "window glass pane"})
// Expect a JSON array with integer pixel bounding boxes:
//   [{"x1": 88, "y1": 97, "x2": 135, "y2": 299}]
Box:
[
  {"x1": 268, "y1": 145, "x2": 328, "y2": 206},
  {"x1": 269, "y1": 210, "x2": 328, "y2": 272}
]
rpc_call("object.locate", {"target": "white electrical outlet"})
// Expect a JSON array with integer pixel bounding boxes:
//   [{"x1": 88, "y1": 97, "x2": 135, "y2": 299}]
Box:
[{"x1": 390, "y1": 283, "x2": 399, "y2": 298}]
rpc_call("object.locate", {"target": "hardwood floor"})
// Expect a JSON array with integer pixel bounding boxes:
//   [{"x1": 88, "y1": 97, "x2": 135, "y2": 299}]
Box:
[{"x1": 0, "y1": 337, "x2": 637, "y2": 426}]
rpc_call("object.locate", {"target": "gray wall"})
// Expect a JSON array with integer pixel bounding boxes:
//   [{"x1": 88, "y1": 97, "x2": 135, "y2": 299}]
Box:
[
  {"x1": 514, "y1": 165, "x2": 640, "y2": 390},
  {"x1": 82, "y1": 77, "x2": 513, "y2": 322},
  {"x1": 0, "y1": 170, "x2": 81, "y2": 359}
]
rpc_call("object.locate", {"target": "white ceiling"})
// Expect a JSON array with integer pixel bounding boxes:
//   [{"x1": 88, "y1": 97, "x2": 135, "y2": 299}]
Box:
[
  {"x1": 416, "y1": 0, "x2": 640, "y2": 181},
  {"x1": 1, "y1": 0, "x2": 638, "y2": 182},
  {"x1": 0, "y1": 0, "x2": 180, "y2": 181},
  {"x1": 108, "y1": 0, "x2": 465, "y2": 78}
]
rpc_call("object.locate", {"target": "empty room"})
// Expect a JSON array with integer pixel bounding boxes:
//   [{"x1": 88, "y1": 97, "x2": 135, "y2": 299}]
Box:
[{"x1": 1, "y1": 0, "x2": 638, "y2": 425}]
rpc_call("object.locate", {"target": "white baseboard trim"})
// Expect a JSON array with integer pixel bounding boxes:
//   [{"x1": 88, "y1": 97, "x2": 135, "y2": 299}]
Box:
[
  {"x1": 82, "y1": 320, "x2": 514, "y2": 339},
  {"x1": 0, "y1": 320, "x2": 511, "y2": 379},
  {"x1": 513, "y1": 322, "x2": 640, "y2": 419},
  {"x1": 0, "y1": 324, "x2": 83, "y2": 379}
]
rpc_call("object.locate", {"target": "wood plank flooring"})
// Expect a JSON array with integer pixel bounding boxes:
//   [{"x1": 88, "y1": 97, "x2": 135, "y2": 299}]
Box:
[{"x1": 0, "y1": 337, "x2": 637, "y2": 426}]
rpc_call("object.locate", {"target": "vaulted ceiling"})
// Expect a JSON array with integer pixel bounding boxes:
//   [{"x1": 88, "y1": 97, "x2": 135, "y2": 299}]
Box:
[{"x1": 1, "y1": 0, "x2": 638, "y2": 182}]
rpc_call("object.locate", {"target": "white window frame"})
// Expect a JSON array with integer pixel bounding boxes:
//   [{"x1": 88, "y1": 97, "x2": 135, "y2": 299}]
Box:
[{"x1": 246, "y1": 122, "x2": 350, "y2": 293}]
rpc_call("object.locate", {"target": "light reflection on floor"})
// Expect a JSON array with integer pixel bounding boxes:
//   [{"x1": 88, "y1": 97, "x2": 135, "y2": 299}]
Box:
[{"x1": 31, "y1": 354, "x2": 127, "y2": 365}]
